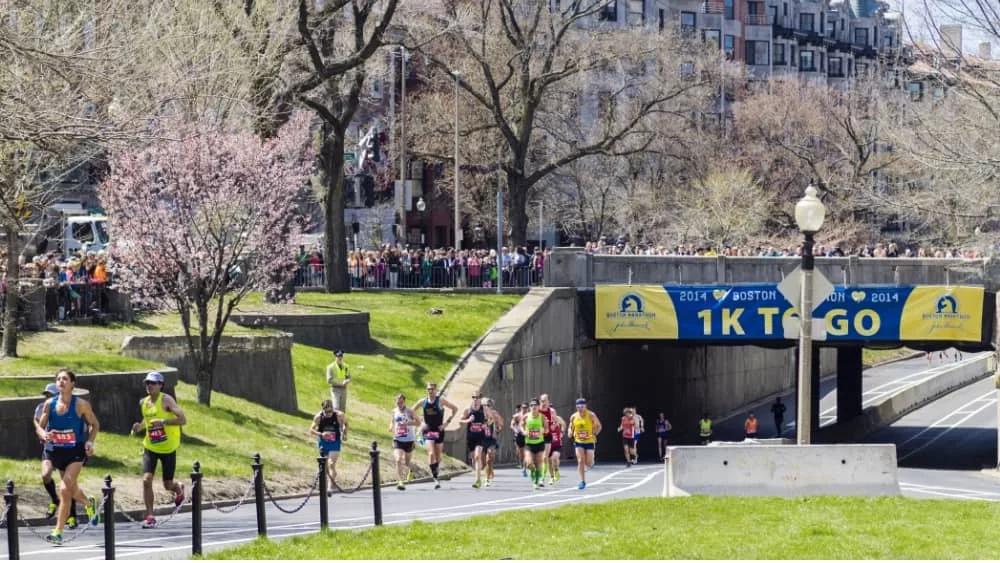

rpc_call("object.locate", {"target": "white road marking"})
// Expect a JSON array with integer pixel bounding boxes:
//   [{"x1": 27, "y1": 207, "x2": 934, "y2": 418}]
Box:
[{"x1": 897, "y1": 390, "x2": 997, "y2": 462}]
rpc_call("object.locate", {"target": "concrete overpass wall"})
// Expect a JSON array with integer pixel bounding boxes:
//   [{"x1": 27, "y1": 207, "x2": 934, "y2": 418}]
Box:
[{"x1": 547, "y1": 248, "x2": 996, "y2": 288}]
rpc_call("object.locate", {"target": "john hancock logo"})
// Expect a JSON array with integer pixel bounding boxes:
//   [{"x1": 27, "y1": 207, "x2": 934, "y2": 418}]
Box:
[
  {"x1": 606, "y1": 292, "x2": 656, "y2": 334},
  {"x1": 924, "y1": 294, "x2": 971, "y2": 333}
]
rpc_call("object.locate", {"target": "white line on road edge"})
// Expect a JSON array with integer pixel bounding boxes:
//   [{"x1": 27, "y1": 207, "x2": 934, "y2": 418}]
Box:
[
  {"x1": 897, "y1": 390, "x2": 997, "y2": 461},
  {"x1": 900, "y1": 482, "x2": 1000, "y2": 498},
  {"x1": 901, "y1": 486, "x2": 999, "y2": 501},
  {"x1": 87, "y1": 468, "x2": 665, "y2": 559}
]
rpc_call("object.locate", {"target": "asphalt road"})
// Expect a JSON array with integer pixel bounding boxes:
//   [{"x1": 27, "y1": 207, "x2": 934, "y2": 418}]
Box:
[
  {"x1": 4, "y1": 463, "x2": 664, "y2": 560},
  {"x1": 712, "y1": 350, "x2": 989, "y2": 439}
]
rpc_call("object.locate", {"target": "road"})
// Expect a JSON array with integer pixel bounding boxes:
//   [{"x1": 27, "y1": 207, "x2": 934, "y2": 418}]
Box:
[
  {"x1": 712, "y1": 350, "x2": 987, "y2": 440},
  {"x1": 4, "y1": 463, "x2": 664, "y2": 560}
]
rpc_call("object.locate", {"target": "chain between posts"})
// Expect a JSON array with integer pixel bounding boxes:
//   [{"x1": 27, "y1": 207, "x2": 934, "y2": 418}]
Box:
[
  {"x1": 207, "y1": 470, "x2": 259, "y2": 514},
  {"x1": 328, "y1": 460, "x2": 375, "y2": 495},
  {"x1": 262, "y1": 470, "x2": 321, "y2": 514}
]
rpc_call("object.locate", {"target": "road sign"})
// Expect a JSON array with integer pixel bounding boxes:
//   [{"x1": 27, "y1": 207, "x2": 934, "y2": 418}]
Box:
[
  {"x1": 777, "y1": 265, "x2": 835, "y2": 313},
  {"x1": 343, "y1": 152, "x2": 356, "y2": 161}
]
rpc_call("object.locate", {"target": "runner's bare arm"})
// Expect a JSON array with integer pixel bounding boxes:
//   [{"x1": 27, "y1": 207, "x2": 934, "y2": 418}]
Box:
[
  {"x1": 35, "y1": 408, "x2": 50, "y2": 441},
  {"x1": 162, "y1": 394, "x2": 186, "y2": 426},
  {"x1": 339, "y1": 412, "x2": 348, "y2": 441},
  {"x1": 591, "y1": 413, "x2": 602, "y2": 436},
  {"x1": 310, "y1": 413, "x2": 322, "y2": 437},
  {"x1": 459, "y1": 408, "x2": 473, "y2": 424},
  {"x1": 408, "y1": 409, "x2": 419, "y2": 426},
  {"x1": 79, "y1": 399, "x2": 100, "y2": 449},
  {"x1": 440, "y1": 398, "x2": 459, "y2": 422}
]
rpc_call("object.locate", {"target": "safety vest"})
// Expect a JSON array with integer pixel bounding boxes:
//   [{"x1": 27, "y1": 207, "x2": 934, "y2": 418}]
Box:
[
  {"x1": 746, "y1": 418, "x2": 758, "y2": 434},
  {"x1": 329, "y1": 362, "x2": 349, "y2": 382},
  {"x1": 699, "y1": 418, "x2": 712, "y2": 437}
]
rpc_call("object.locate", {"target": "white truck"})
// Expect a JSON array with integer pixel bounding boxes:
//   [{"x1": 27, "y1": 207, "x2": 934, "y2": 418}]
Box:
[{"x1": 25, "y1": 202, "x2": 110, "y2": 259}]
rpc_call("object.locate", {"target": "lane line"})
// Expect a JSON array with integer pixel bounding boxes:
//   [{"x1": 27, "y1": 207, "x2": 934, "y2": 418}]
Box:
[
  {"x1": 896, "y1": 389, "x2": 995, "y2": 449},
  {"x1": 898, "y1": 398, "x2": 997, "y2": 461},
  {"x1": 900, "y1": 482, "x2": 1000, "y2": 497}
]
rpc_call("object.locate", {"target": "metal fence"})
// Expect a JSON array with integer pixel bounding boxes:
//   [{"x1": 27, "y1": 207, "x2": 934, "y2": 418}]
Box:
[{"x1": 294, "y1": 263, "x2": 544, "y2": 289}]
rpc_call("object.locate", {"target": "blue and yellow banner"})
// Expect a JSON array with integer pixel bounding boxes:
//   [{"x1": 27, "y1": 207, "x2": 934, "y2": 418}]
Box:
[{"x1": 595, "y1": 284, "x2": 985, "y2": 343}]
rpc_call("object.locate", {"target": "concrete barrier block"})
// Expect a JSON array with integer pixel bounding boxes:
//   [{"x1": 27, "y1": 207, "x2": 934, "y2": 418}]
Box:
[{"x1": 663, "y1": 444, "x2": 901, "y2": 498}]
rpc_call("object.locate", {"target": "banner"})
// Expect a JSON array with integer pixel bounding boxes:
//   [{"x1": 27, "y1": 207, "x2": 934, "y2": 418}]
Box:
[{"x1": 595, "y1": 284, "x2": 985, "y2": 343}]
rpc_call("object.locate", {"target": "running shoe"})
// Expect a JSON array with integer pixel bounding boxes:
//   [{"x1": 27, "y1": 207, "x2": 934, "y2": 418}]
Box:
[
  {"x1": 406, "y1": 470, "x2": 414, "y2": 483},
  {"x1": 87, "y1": 496, "x2": 100, "y2": 526},
  {"x1": 548, "y1": 476, "x2": 555, "y2": 485},
  {"x1": 396, "y1": 481, "x2": 405, "y2": 491},
  {"x1": 533, "y1": 482, "x2": 540, "y2": 490},
  {"x1": 578, "y1": 481, "x2": 586, "y2": 490},
  {"x1": 174, "y1": 483, "x2": 185, "y2": 507},
  {"x1": 141, "y1": 516, "x2": 158, "y2": 529},
  {"x1": 46, "y1": 502, "x2": 58, "y2": 519},
  {"x1": 471, "y1": 479, "x2": 482, "y2": 489},
  {"x1": 434, "y1": 478, "x2": 441, "y2": 490},
  {"x1": 45, "y1": 531, "x2": 63, "y2": 545},
  {"x1": 521, "y1": 468, "x2": 528, "y2": 478},
  {"x1": 66, "y1": 516, "x2": 77, "y2": 529},
  {"x1": 554, "y1": 470, "x2": 560, "y2": 482},
  {"x1": 624, "y1": 461, "x2": 631, "y2": 467},
  {"x1": 485, "y1": 479, "x2": 492, "y2": 487}
]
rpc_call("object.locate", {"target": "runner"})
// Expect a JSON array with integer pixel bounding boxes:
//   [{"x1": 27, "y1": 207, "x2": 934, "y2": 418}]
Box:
[
  {"x1": 460, "y1": 392, "x2": 489, "y2": 488},
  {"x1": 699, "y1": 412, "x2": 713, "y2": 445},
  {"x1": 34, "y1": 369, "x2": 100, "y2": 545},
  {"x1": 547, "y1": 414, "x2": 566, "y2": 485},
  {"x1": 510, "y1": 402, "x2": 528, "y2": 476},
  {"x1": 617, "y1": 408, "x2": 637, "y2": 467},
  {"x1": 413, "y1": 382, "x2": 457, "y2": 489},
  {"x1": 654, "y1": 412, "x2": 672, "y2": 461},
  {"x1": 521, "y1": 399, "x2": 547, "y2": 490},
  {"x1": 129, "y1": 371, "x2": 187, "y2": 529},
  {"x1": 569, "y1": 398, "x2": 602, "y2": 490},
  {"x1": 35, "y1": 383, "x2": 78, "y2": 526},
  {"x1": 310, "y1": 399, "x2": 346, "y2": 493},
  {"x1": 632, "y1": 407, "x2": 644, "y2": 464},
  {"x1": 389, "y1": 393, "x2": 418, "y2": 490},
  {"x1": 538, "y1": 394, "x2": 558, "y2": 479},
  {"x1": 482, "y1": 398, "x2": 505, "y2": 487},
  {"x1": 744, "y1": 412, "x2": 759, "y2": 439}
]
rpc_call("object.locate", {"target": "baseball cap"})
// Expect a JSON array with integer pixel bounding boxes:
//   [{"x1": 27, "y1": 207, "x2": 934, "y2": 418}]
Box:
[
  {"x1": 144, "y1": 371, "x2": 165, "y2": 384},
  {"x1": 335, "y1": 350, "x2": 344, "y2": 357},
  {"x1": 43, "y1": 383, "x2": 58, "y2": 396},
  {"x1": 575, "y1": 398, "x2": 587, "y2": 407}
]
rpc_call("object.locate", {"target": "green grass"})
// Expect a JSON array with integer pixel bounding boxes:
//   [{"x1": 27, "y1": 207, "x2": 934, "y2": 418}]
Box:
[
  {"x1": 0, "y1": 292, "x2": 522, "y2": 514},
  {"x1": 862, "y1": 347, "x2": 918, "y2": 367},
  {"x1": 206, "y1": 496, "x2": 1000, "y2": 559}
]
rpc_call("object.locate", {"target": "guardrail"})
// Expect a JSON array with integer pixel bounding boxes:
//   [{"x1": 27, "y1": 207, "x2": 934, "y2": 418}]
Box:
[
  {"x1": 295, "y1": 264, "x2": 543, "y2": 290},
  {"x1": 1, "y1": 442, "x2": 386, "y2": 559}
]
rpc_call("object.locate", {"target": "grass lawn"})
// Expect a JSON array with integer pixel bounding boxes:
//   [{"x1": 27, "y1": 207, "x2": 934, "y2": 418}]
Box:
[
  {"x1": 0, "y1": 292, "x2": 522, "y2": 516},
  {"x1": 207, "y1": 496, "x2": 1000, "y2": 559},
  {"x1": 862, "y1": 347, "x2": 918, "y2": 367}
]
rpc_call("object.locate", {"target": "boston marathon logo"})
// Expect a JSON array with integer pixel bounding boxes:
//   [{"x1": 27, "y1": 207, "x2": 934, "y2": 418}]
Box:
[
  {"x1": 924, "y1": 294, "x2": 971, "y2": 332},
  {"x1": 606, "y1": 292, "x2": 656, "y2": 333}
]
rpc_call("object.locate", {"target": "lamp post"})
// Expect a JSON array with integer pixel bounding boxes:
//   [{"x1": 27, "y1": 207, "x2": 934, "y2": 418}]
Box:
[
  {"x1": 794, "y1": 183, "x2": 826, "y2": 445},
  {"x1": 452, "y1": 70, "x2": 462, "y2": 250},
  {"x1": 416, "y1": 196, "x2": 427, "y2": 246}
]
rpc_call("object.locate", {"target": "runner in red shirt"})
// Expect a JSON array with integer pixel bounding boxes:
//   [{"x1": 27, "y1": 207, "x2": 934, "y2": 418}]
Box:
[
  {"x1": 547, "y1": 414, "x2": 566, "y2": 485},
  {"x1": 617, "y1": 408, "x2": 637, "y2": 468},
  {"x1": 538, "y1": 394, "x2": 558, "y2": 479}
]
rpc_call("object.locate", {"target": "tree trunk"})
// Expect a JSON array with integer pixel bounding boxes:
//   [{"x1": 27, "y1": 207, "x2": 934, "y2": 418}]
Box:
[
  {"x1": 3, "y1": 226, "x2": 19, "y2": 358},
  {"x1": 507, "y1": 174, "x2": 529, "y2": 248},
  {"x1": 320, "y1": 131, "x2": 350, "y2": 293},
  {"x1": 196, "y1": 368, "x2": 213, "y2": 407}
]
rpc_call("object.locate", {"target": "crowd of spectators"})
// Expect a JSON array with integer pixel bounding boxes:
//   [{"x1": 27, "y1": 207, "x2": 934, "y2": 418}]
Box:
[
  {"x1": 295, "y1": 244, "x2": 551, "y2": 288},
  {"x1": 19, "y1": 250, "x2": 113, "y2": 321},
  {"x1": 584, "y1": 241, "x2": 986, "y2": 259}
]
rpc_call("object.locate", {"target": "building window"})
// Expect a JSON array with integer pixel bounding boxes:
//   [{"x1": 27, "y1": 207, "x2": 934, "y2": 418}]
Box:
[
  {"x1": 907, "y1": 81, "x2": 924, "y2": 101},
  {"x1": 774, "y1": 43, "x2": 786, "y2": 64},
  {"x1": 703, "y1": 29, "x2": 720, "y2": 48},
  {"x1": 829, "y1": 56, "x2": 843, "y2": 76},
  {"x1": 819, "y1": 51, "x2": 824, "y2": 71},
  {"x1": 681, "y1": 11, "x2": 696, "y2": 33},
  {"x1": 724, "y1": 0, "x2": 734, "y2": 19},
  {"x1": 783, "y1": 2, "x2": 788, "y2": 16},
  {"x1": 681, "y1": 62, "x2": 695, "y2": 78},
  {"x1": 857, "y1": 61, "x2": 869, "y2": 76},
  {"x1": 599, "y1": 0, "x2": 618, "y2": 21},
  {"x1": 799, "y1": 49, "x2": 814, "y2": 71},
  {"x1": 724, "y1": 34, "x2": 735, "y2": 58},
  {"x1": 854, "y1": 27, "x2": 869, "y2": 45},
  {"x1": 799, "y1": 13, "x2": 814, "y2": 32},
  {"x1": 768, "y1": 5, "x2": 778, "y2": 23},
  {"x1": 790, "y1": 44, "x2": 796, "y2": 64},
  {"x1": 627, "y1": 0, "x2": 645, "y2": 25},
  {"x1": 745, "y1": 40, "x2": 770, "y2": 65}
]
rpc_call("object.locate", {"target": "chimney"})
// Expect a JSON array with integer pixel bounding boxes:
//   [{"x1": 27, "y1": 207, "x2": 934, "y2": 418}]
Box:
[
  {"x1": 939, "y1": 24, "x2": 963, "y2": 57},
  {"x1": 979, "y1": 41, "x2": 992, "y2": 60}
]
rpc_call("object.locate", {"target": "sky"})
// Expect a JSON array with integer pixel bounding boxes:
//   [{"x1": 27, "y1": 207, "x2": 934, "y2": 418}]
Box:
[{"x1": 888, "y1": 0, "x2": 994, "y2": 55}]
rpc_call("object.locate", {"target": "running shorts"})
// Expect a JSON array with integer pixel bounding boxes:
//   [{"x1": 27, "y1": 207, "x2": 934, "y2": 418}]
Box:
[{"x1": 142, "y1": 449, "x2": 178, "y2": 481}]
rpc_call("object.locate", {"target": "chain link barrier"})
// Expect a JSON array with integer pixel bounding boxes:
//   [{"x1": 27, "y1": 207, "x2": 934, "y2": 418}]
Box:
[
  {"x1": 328, "y1": 460, "x2": 375, "y2": 495},
  {"x1": 112, "y1": 481, "x2": 192, "y2": 529},
  {"x1": 206, "y1": 470, "x2": 258, "y2": 515},
  {"x1": 17, "y1": 492, "x2": 108, "y2": 545},
  {"x1": 262, "y1": 470, "x2": 321, "y2": 514}
]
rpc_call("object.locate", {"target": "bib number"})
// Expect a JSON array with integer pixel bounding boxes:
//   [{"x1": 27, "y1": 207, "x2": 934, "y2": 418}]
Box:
[
  {"x1": 50, "y1": 429, "x2": 77, "y2": 447},
  {"x1": 528, "y1": 430, "x2": 541, "y2": 439},
  {"x1": 484, "y1": 426, "x2": 492, "y2": 437},
  {"x1": 575, "y1": 431, "x2": 590, "y2": 440},
  {"x1": 322, "y1": 431, "x2": 337, "y2": 442},
  {"x1": 469, "y1": 422, "x2": 484, "y2": 433},
  {"x1": 395, "y1": 424, "x2": 409, "y2": 437},
  {"x1": 424, "y1": 431, "x2": 440, "y2": 440},
  {"x1": 148, "y1": 424, "x2": 167, "y2": 444}
]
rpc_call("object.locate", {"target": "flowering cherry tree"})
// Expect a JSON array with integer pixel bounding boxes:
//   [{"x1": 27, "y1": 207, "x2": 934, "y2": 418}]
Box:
[{"x1": 99, "y1": 115, "x2": 313, "y2": 405}]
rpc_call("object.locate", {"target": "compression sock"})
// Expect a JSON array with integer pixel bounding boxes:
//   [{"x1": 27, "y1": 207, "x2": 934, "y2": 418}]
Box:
[
  {"x1": 430, "y1": 463, "x2": 439, "y2": 479},
  {"x1": 44, "y1": 479, "x2": 59, "y2": 504}
]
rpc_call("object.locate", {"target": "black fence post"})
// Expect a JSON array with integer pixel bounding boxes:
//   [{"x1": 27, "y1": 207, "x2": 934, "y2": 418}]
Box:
[
  {"x1": 191, "y1": 461, "x2": 202, "y2": 556},
  {"x1": 5, "y1": 480, "x2": 18, "y2": 561},
  {"x1": 317, "y1": 456, "x2": 328, "y2": 530},
  {"x1": 252, "y1": 453, "x2": 266, "y2": 537},
  {"x1": 103, "y1": 475, "x2": 115, "y2": 560},
  {"x1": 370, "y1": 441, "x2": 382, "y2": 526}
]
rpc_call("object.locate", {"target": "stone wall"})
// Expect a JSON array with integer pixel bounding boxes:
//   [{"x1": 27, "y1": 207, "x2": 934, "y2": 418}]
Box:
[
  {"x1": 230, "y1": 313, "x2": 372, "y2": 352},
  {"x1": 0, "y1": 368, "x2": 178, "y2": 459},
  {"x1": 120, "y1": 334, "x2": 297, "y2": 414}
]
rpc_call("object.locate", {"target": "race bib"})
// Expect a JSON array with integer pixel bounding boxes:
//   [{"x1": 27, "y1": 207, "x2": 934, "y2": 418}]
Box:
[
  {"x1": 322, "y1": 431, "x2": 337, "y2": 442},
  {"x1": 484, "y1": 426, "x2": 492, "y2": 437},
  {"x1": 395, "y1": 424, "x2": 409, "y2": 437},
  {"x1": 528, "y1": 430, "x2": 541, "y2": 439},
  {"x1": 148, "y1": 424, "x2": 167, "y2": 444},
  {"x1": 469, "y1": 422, "x2": 484, "y2": 433},
  {"x1": 623, "y1": 430, "x2": 634, "y2": 439},
  {"x1": 575, "y1": 431, "x2": 590, "y2": 440},
  {"x1": 50, "y1": 429, "x2": 77, "y2": 447},
  {"x1": 424, "y1": 431, "x2": 440, "y2": 440}
]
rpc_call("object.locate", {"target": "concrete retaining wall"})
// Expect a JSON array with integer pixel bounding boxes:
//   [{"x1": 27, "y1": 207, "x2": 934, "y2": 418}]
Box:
[
  {"x1": 821, "y1": 352, "x2": 995, "y2": 442},
  {"x1": 230, "y1": 313, "x2": 373, "y2": 352},
  {"x1": 663, "y1": 444, "x2": 901, "y2": 497},
  {"x1": 121, "y1": 334, "x2": 297, "y2": 414},
  {"x1": 0, "y1": 368, "x2": 178, "y2": 459}
]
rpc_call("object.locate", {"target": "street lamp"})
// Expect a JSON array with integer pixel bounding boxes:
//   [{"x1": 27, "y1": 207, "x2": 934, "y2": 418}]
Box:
[
  {"x1": 794, "y1": 183, "x2": 826, "y2": 445},
  {"x1": 416, "y1": 196, "x2": 427, "y2": 246},
  {"x1": 452, "y1": 70, "x2": 462, "y2": 250}
]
